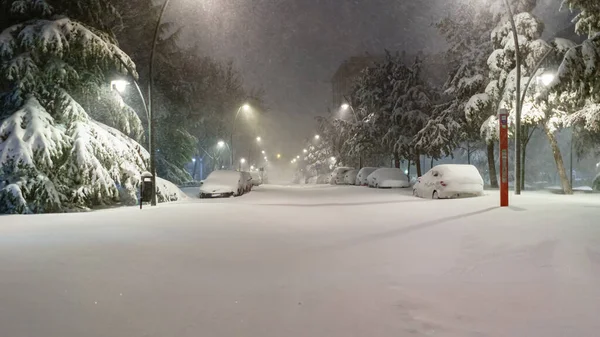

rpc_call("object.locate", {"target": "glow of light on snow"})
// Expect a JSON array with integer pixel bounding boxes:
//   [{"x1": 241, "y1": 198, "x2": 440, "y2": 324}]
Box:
[
  {"x1": 341, "y1": 103, "x2": 350, "y2": 110},
  {"x1": 110, "y1": 80, "x2": 129, "y2": 93},
  {"x1": 217, "y1": 141, "x2": 225, "y2": 147},
  {"x1": 314, "y1": 135, "x2": 320, "y2": 140},
  {"x1": 538, "y1": 73, "x2": 555, "y2": 86},
  {"x1": 240, "y1": 158, "x2": 246, "y2": 163}
]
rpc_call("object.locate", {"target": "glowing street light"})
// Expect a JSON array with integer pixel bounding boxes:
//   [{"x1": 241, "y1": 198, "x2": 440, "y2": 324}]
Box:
[
  {"x1": 341, "y1": 103, "x2": 350, "y2": 110},
  {"x1": 261, "y1": 150, "x2": 265, "y2": 154},
  {"x1": 240, "y1": 158, "x2": 246, "y2": 164},
  {"x1": 277, "y1": 153, "x2": 281, "y2": 159},
  {"x1": 296, "y1": 155, "x2": 300, "y2": 159},
  {"x1": 256, "y1": 136, "x2": 262, "y2": 142},
  {"x1": 330, "y1": 156, "x2": 336, "y2": 162},
  {"x1": 303, "y1": 149, "x2": 308, "y2": 153},
  {"x1": 314, "y1": 134, "x2": 320, "y2": 140},
  {"x1": 250, "y1": 165, "x2": 255, "y2": 170},
  {"x1": 538, "y1": 73, "x2": 555, "y2": 86},
  {"x1": 110, "y1": 80, "x2": 129, "y2": 93},
  {"x1": 217, "y1": 140, "x2": 225, "y2": 148}
]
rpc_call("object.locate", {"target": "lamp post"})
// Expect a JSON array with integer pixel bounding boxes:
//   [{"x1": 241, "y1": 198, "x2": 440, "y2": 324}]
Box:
[
  {"x1": 341, "y1": 103, "x2": 362, "y2": 168},
  {"x1": 231, "y1": 104, "x2": 251, "y2": 168}
]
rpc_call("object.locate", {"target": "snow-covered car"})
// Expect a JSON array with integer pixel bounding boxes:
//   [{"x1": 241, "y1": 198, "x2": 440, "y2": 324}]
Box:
[
  {"x1": 413, "y1": 164, "x2": 484, "y2": 199},
  {"x1": 199, "y1": 170, "x2": 245, "y2": 198},
  {"x1": 367, "y1": 168, "x2": 410, "y2": 188},
  {"x1": 241, "y1": 171, "x2": 253, "y2": 193},
  {"x1": 250, "y1": 171, "x2": 262, "y2": 186},
  {"x1": 329, "y1": 167, "x2": 354, "y2": 185},
  {"x1": 355, "y1": 167, "x2": 378, "y2": 186},
  {"x1": 344, "y1": 169, "x2": 359, "y2": 185}
]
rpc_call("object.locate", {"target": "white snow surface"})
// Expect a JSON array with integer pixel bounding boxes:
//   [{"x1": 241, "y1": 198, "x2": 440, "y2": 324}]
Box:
[{"x1": 1, "y1": 185, "x2": 600, "y2": 337}]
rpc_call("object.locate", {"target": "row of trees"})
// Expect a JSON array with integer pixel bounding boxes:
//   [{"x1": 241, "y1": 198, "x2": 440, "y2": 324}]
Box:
[
  {"x1": 313, "y1": 0, "x2": 600, "y2": 192},
  {"x1": 0, "y1": 0, "x2": 261, "y2": 213}
]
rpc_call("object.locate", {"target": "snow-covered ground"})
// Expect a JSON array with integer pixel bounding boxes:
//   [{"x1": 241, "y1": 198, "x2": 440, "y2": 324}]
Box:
[{"x1": 1, "y1": 185, "x2": 600, "y2": 337}]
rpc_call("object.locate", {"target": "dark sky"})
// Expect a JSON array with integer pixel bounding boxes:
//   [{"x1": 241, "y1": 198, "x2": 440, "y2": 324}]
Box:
[{"x1": 167, "y1": 0, "x2": 571, "y2": 158}]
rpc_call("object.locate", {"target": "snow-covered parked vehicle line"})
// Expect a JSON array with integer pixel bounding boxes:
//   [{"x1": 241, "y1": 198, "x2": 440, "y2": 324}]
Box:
[
  {"x1": 367, "y1": 168, "x2": 410, "y2": 188},
  {"x1": 413, "y1": 164, "x2": 484, "y2": 199},
  {"x1": 344, "y1": 169, "x2": 359, "y2": 185}
]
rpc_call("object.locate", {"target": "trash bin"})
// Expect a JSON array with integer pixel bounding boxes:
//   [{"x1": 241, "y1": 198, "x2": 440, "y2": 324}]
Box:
[{"x1": 140, "y1": 171, "x2": 153, "y2": 207}]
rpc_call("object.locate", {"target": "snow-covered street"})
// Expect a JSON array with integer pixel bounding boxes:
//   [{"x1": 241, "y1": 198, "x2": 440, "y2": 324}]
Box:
[{"x1": 1, "y1": 185, "x2": 600, "y2": 337}]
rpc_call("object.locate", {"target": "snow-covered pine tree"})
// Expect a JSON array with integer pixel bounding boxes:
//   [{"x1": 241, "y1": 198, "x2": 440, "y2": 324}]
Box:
[
  {"x1": 551, "y1": 1, "x2": 600, "y2": 160},
  {"x1": 438, "y1": 3, "x2": 497, "y2": 183},
  {"x1": 466, "y1": 1, "x2": 552, "y2": 190},
  {"x1": 0, "y1": 0, "x2": 149, "y2": 213},
  {"x1": 392, "y1": 57, "x2": 437, "y2": 176}
]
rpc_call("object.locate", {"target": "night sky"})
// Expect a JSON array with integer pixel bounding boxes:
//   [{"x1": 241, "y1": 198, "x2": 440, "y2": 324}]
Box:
[{"x1": 168, "y1": 0, "x2": 572, "y2": 157}]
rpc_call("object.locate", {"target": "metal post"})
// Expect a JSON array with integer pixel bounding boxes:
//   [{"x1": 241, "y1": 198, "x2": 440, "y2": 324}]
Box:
[
  {"x1": 499, "y1": 109, "x2": 509, "y2": 207},
  {"x1": 504, "y1": 0, "x2": 522, "y2": 195},
  {"x1": 231, "y1": 106, "x2": 243, "y2": 169},
  {"x1": 148, "y1": 0, "x2": 172, "y2": 206}
]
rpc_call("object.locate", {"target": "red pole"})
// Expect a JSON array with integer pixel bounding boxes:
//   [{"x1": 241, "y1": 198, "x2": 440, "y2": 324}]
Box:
[{"x1": 499, "y1": 109, "x2": 509, "y2": 207}]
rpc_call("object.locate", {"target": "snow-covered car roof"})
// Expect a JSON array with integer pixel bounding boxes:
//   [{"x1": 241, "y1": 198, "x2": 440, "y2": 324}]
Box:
[
  {"x1": 368, "y1": 168, "x2": 409, "y2": 181},
  {"x1": 205, "y1": 170, "x2": 242, "y2": 184},
  {"x1": 429, "y1": 164, "x2": 483, "y2": 180}
]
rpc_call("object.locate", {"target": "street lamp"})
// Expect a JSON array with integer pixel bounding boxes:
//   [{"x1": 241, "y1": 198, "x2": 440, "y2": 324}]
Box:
[
  {"x1": 231, "y1": 103, "x2": 252, "y2": 168},
  {"x1": 303, "y1": 149, "x2": 308, "y2": 153},
  {"x1": 340, "y1": 103, "x2": 362, "y2": 168},
  {"x1": 261, "y1": 150, "x2": 265, "y2": 154},
  {"x1": 314, "y1": 134, "x2": 320, "y2": 140},
  {"x1": 277, "y1": 153, "x2": 281, "y2": 159},
  {"x1": 256, "y1": 136, "x2": 262, "y2": 142},
  {"x1": 330, "y1": 156, "x2": 336, "y2": 162},
  {"x1": 217, "y1": 140, "x2": 225, "y2": 148}
]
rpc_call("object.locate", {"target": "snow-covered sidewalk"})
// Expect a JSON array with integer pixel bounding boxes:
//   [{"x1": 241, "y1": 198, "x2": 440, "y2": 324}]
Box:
[{"x1": 1, "y1": 185, "x2": 599, "y2": 337}]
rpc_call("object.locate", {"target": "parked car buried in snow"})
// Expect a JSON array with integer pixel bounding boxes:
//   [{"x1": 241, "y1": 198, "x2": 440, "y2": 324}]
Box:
[
  {"x1": 250, "y1": 171, "x2": 262, "y2": 186},
  {"x1": 199, "y1": 170, "x2": 245, "y2": 198},
  {"x1": 241, "y1": 171, "x2": 253, "y2": 193},
  {"x1": 355, "y1": 167, "x2": 378, "y2": 186},
  {"x1": 344, "y1": 169, "x2": 359, "y2": 185},
  {"x1": 329, "y1": 167, "x2": 354, "y2": 185},
  {"x1": 367, "y1": 168, "x2": 410, "y2": 188},
  {"x1": 413, "y1": 164, "x2": 484, "y2": 199}
]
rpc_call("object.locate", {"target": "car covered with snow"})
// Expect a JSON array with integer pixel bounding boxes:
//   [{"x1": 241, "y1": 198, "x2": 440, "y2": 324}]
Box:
[
  {"x1": 250, "y1": 171, "x2": 263, "y2": 186},
  {"x1": 355, "y1": 167, "x2": 378, "y2": 186},
  {"x1": 199, "y1": 170, "x2": 245, "y2": 198},
  {"x1": 413, "y1": 164, "x2": 484, "y2": 199},
  {"x1": 367, "y1": 168, "x2": 410, "y2": 188},
  {"x1": 344, "y1": 169, "x2": 359, "y2": 185},
  {"x1": 329, "y1": 167, "x2": 354, "y2": 185},
  {"x1": 241, "y1": 171, "x2": 253, "y2": 193}
]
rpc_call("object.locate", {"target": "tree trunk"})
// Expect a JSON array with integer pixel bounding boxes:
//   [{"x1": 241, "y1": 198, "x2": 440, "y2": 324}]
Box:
[
  {"x1": 467, "y1": 142, "x2": 471, "y2": 165},
  {"x1": 521, "y1": 139, "x2": 526, "y2": 191},
  {"x1": 543, "y1": 125, "x2": 573, "y2": 195},
  {"x1": 192, "y1": 156, "x2": 199, "y2": 180},
  {"x1": 407, "y1": 159, "x2": 411, "y2": 177},
  {"x1": 487, "y1": 142, "x2": 499, "y2": 188},
  {"x1": 416, "y1": 154, "x2": 422, "y2": 177},
  {"x1": 393, "y1": 152, "x2": 400, "y2": 168}
]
